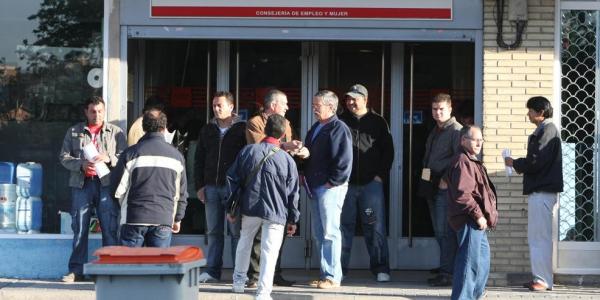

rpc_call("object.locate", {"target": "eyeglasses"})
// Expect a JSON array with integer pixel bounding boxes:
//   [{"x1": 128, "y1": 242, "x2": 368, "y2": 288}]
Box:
[{"x1": 466, "y1": 137, "x2": 484, "y2": 143}]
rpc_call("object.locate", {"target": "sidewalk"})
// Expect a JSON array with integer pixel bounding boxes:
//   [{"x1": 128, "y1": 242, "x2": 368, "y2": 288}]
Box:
[{"x1": 1, "y1": 270, "x2": 599, "y2": 300}]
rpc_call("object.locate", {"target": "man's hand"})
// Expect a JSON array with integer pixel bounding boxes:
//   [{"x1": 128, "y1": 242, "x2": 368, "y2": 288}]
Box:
[
  {"x1": 476, "y1": 217, "x2": 488, "y2": 230},
  {"x1": 438, "y1": 178, "x2": 448, "y2": 190},
  {"x1": 93, "y1": 154, "x2": 110, "y2": 164},
  {"x1": 293, "y1": 147, "x2": 310, "y2": 159},
  {"x1": 324, "y1": 182, "x2": 334, "y2": 189},
  {"x1": 172, "y1": 221, "x2": 181, "y2": 233},
  {"x1": 196, "y1": 187, "x2": 206, "y2": 203},
  {"x1": 81, "y1": 160, "x2": 95, "y2": 173},
  {"x1": 504, "y1": 157, "x2": 513, "y2": 167},
  {"x1": 286, "y1": 223, "x2": 297, "y2": 236},
  {"x1": 282, "y1": 140, "x2": 303, "y2": 151},
  {"x1": 226, "y1": 214, "x2": 237, "y2": 223},
  {"x1": 374, "y1": 176, "x2": 383, "y2": 183}
]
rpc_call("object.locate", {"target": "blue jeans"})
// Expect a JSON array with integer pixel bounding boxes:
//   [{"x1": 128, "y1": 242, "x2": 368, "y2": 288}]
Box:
[
  {"x1": 310, "y1": 184, "x2": 348, "y2": 283},
  {"x1": 120, "y1": 224, "x2": 172, "y2": 248},
  {"x1": 451, "y1": 220, "x2": 490, "y2": 300},
  {"x1": 69, "y1": 178, "x2": 119, "y2": 275},
  {"x1": 341, "y1": 180, "x2": 390, "y2": 275},
  {"x1": 427, "y1": 188, "x2": 457, "y2": 275},
  {"x1": 204, "y1": 185, "x2": 241, "y2": 279}
]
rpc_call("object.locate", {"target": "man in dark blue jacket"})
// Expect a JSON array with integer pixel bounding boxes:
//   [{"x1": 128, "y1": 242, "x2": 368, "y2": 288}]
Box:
[
  {"x1": 111, "y1": 109, "x2": 188, "y2": 247},
  {"x1": 303, "y1": 90, "x2": 352, "y2": 289},
  {"x1": 226, "y1": 114, "x2": 300, "y2": 300}
]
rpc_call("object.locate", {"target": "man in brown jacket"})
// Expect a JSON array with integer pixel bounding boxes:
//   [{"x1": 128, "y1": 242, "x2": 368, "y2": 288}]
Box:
[
  {"x1": 245, "y1": 89, "x2": 308, "y2": 287},
  {"x1": 447, "y1": 125, "x2": 498, "y2": 300}
]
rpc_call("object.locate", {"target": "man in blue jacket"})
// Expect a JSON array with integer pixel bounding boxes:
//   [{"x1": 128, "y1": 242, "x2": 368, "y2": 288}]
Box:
[
  {"x1": 111, "y1": 109, "x2": 188, "y2": 247},
  {"x1": 303, "y1": 90, "x2": 353, "y2": 289},
  {"x1": 226, "y1": 114, "x2": 300, "y2": 300}
]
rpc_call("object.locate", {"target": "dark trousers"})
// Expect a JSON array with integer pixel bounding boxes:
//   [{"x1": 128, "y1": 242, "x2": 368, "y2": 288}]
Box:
[
  {"x1": 120, "y1": 224, "x2": 173, "y2": 248},
  {"x1": 247, "y1": 228, "x2": 286, "y2": 281}
]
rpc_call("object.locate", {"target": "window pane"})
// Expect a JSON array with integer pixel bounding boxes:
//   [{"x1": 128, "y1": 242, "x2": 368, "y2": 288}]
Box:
[{"x1": 0, "y1": 1, "x2": 104, "y2": 233}]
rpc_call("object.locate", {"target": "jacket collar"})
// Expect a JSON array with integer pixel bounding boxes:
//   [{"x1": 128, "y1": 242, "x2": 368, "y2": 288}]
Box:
[
  {"x1": 82, "y1": 122, "x2": 112, "y2": 134},
  {"x1": 437, "y1": 116, "x2": 458, "y2": 130},
  {"x1": 139, "y1": 131, "x2": 165, "y2": 142},
  {"x1": 261, "y1": 137, "x2": 280, "y2": 146},
  {"x1": 209, "y1": 113, "x2": 243, "y2": 127},
  {"x1": 532, "y1": 118, "x2": 552, "y2": 136}
]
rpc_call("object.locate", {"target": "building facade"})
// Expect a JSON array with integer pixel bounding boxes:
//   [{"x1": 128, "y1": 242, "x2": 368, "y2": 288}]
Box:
[{"x1": 0, "y1": 0, "x2": 598, "y2": 284}]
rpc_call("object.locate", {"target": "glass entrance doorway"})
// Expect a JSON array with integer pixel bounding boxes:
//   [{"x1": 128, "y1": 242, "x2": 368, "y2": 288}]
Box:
[{"x1": 128, "y1": 39, "x2": 475, "y2": 270}]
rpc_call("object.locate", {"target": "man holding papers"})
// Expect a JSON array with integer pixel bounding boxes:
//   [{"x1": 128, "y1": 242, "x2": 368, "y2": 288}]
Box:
[{"x1": 59, "y1": 96, "x2": 126, "y2": 282}]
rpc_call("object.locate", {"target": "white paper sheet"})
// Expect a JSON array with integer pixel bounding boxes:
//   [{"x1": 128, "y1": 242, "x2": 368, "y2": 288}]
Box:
[
  {"x1": 82, "y1": 143, "x2": 110, "y2": 177},
  {"x1": 502, "y1": 148, "x2": 512, "y2": 177}
]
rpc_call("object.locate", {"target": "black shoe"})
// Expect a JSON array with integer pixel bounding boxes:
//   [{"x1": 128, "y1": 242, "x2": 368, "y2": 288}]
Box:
[
  {"x1": 429, "y1": 267, "x2": 441, "y2": 274},
  {"x1": 246, "y1": 279, "x2": 258, "y2": 288},
  {"x1": 428, "y1": 275, "x2": 452, "y2": 287},
  {"x1": 273, "y1": 275, "x2": 295, "y2": 286}
]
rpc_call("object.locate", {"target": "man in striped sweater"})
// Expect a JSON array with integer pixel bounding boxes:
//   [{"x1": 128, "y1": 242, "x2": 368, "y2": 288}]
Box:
[{"x1": 111, "y1": 109, "x2": 188, "y2": 247}]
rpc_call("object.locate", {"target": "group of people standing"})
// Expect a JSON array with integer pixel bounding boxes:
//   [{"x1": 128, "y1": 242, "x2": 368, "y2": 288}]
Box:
[{"x1": 58, "y1": 86, "x2": 563, "y2": 300}]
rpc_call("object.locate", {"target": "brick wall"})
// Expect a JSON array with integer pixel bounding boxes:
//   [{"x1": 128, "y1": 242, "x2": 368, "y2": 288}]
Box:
[{"x1": 482, "y1": 0, "x2": 555, "y2": 286}]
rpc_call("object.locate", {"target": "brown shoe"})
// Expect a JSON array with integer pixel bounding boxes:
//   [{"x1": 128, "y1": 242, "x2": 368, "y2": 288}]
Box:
[
  {"x1": 309, "y1": 279, "x2": 322, "y2": 287},
  {"x1": 317, "y1": 278, "x2": 340, "y2": 289},
  {"x1": 529, "y1": 282, "x2": 550, "y2": 292}
]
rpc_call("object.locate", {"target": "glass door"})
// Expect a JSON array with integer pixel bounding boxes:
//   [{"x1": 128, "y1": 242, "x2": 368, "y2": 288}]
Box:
[
  {"x1": 230, "y1": 41, "x2": 307, "y2": 268},
  {"x1": 314, "y1": 42, "x2": 392, "y2": 269},
  {"x1": 400, "y1": 42, "x2": 475, "y2": 269}
]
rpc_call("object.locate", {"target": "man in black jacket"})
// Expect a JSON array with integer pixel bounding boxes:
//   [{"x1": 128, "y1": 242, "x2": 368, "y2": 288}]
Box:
[
  {"x1": 339, "y1": 84, "x2": 394, "y2": 282},
  {"x1": 195, "y1": 91, "x2": 247, "y2": 283},
  {"x1": 111, "y1": 109, "x2": 188, "y2": 247},
  {"x1": 505, "y1": 96, "x2": 563, "y2": 292}
]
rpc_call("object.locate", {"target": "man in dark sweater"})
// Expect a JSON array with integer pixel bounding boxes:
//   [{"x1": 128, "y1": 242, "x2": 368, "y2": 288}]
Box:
[
  {"x1": 195, "y1": 91, "x2": 247, "y2": 283},
  {"x1": 111, "y1": 109, "x2": 188, "y2": 247},
  {"x1": 339, "y1": 84, "x2": 394, "y2": 282},
  {"x1": 504, "y1": 96, "x2": 563, "y2": 292},
  {"x1": 447, "y1": 126, "x2": 498, "y2": 300}
]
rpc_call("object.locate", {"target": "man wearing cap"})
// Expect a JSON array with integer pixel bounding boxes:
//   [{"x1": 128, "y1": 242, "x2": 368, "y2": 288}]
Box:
[{"x1": 339, "y1": 84, "x2": 394, "y2": 282}]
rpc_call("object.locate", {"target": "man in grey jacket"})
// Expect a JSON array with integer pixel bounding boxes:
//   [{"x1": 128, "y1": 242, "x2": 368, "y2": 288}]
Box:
[
  {"x1": 59, "y1": 96, "x2": 126, "y2": 282},
  {"x1": 419, "y1": 93, "x2": 462, "y2": 286},
  {"x1": 226, "y1": 114, "x2": 300, "y2": 300}
]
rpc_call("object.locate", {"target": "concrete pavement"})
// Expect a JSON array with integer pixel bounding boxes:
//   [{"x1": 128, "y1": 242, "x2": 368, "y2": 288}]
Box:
[{"x1": 1, "y1": 270, "x2": 598, "y2": 300}]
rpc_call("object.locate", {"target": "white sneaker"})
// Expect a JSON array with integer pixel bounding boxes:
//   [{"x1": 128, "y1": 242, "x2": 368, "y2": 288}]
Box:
[
  {"x1": 232, "y1": 282, "x2": 245, "y2": 293},
  {"x1": 376, "y1": 273, "x2": 390, "y2": 282},
  {"x1": 198, "y1": 272, "x2": 218, "y2": 283}
]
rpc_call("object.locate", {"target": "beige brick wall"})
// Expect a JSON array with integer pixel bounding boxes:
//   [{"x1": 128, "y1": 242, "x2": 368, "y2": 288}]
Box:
[{"x1": 482, "y1": 0, "x2": 555, "y2": 286}]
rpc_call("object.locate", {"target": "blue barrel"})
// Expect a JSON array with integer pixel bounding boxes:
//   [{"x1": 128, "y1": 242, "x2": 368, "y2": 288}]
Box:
[
  {"x1": 16, "y1": 196, "x2": 42, "y2": 233},
  {"x1": 16, "y1": 162, "x2": 43, "y2": 198},
  {"x1": 0, "y1": 162, "x2": 16, "y2": 184},
  {"x1": 0, "y1": 184, "x2": 17, "y2": 233}
]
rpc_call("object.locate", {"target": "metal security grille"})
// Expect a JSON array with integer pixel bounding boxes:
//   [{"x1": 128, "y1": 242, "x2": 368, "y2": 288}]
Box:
[{"x1": 560, "y1": 10, "x2": 598, "y2": 241}]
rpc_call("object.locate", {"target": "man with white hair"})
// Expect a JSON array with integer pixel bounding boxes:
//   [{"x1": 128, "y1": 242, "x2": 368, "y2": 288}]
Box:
[{"x1": 303, "y1": 90, "x2": 352, "y2": 289}]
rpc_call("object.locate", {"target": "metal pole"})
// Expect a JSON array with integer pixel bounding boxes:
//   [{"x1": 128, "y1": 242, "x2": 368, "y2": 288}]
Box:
[
  {"x1": 236, "y1": 42, "x2": 240, "y2": 113},
  {"x1": 380, "y1": 43, "x2": 385, "y2": 115},
  {"x1": 206, "y1": 48, "x2": 211, "y2": 123},
  {"x1": 408, "y1": 45, "x2": 415, "y2": 247}
]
